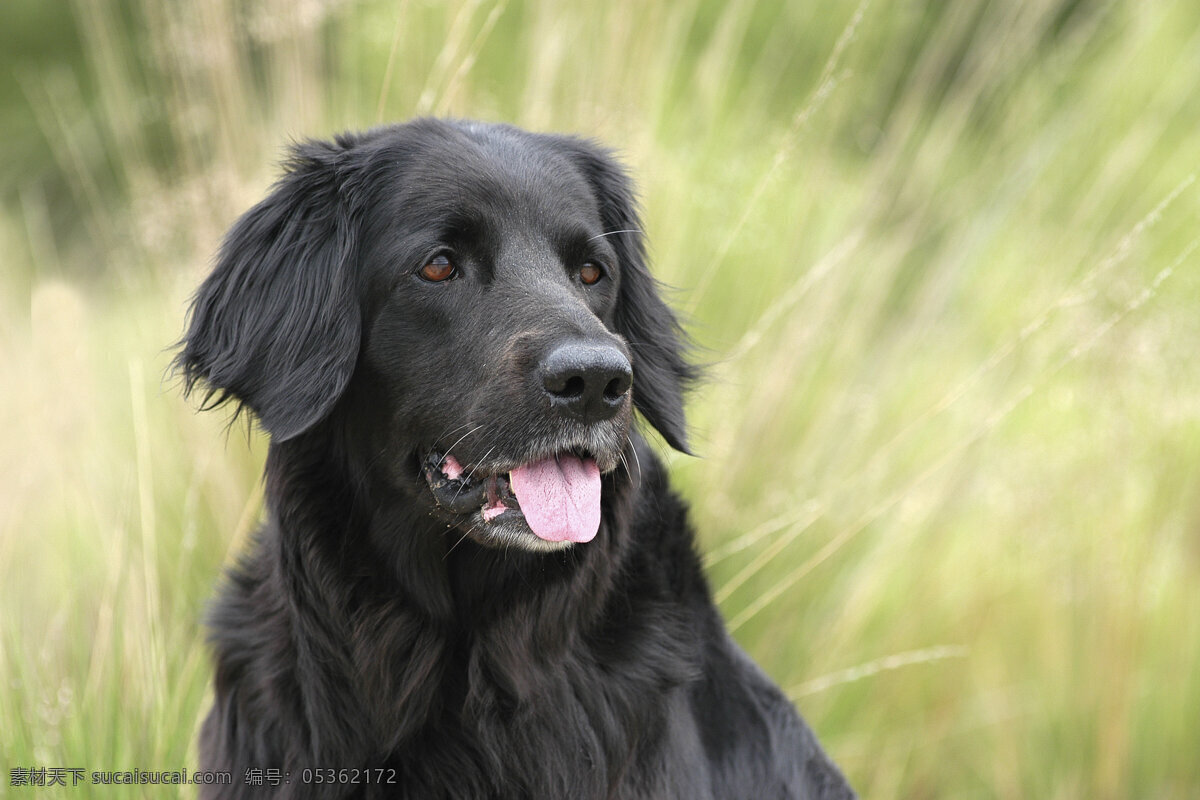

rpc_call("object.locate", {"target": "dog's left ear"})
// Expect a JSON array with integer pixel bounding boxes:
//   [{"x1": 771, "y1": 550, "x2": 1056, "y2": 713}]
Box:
[
  {"x1": 564, "y1": 140, "x2": 698, "y2": 454},
  {"x1": 175, "y1": 138, "x2": 362, "y2": 440}
]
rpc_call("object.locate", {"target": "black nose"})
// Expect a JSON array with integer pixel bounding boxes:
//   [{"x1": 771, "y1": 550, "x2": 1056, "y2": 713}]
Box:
[{"x1": 540, "y1": 341, "x2": 632, "y2": 422}]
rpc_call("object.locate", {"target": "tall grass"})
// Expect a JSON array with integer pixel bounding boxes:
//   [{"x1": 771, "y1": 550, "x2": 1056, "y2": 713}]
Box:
[{"x1": 2, "y1": 0, "x2": 1199, "y2": 796}]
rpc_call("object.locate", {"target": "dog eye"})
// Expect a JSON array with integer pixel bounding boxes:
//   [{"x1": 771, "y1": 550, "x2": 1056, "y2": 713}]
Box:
[
  {"x1": 418, "y1": 255, "x2": 456, "y2": 282},
  {"x1": 579, "y1": 262, "x2": 604, "y2": 285}
]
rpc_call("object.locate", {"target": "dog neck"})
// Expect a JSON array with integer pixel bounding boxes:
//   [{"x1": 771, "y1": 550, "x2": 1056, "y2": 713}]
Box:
[{"x1": 252, "y1": 425, "x2": 652, "y2": 739}]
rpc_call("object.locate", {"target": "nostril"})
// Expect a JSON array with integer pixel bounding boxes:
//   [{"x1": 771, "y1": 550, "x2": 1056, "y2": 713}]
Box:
[
  {"x1": 603, "y1": 375, "x2": 630, "y2": 402},
  {"x1": 560, "y1": 375, "x2": 586, "y2": 398}
]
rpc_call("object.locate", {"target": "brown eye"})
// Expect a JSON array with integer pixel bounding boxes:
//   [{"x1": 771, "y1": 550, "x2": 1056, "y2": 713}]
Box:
[
  {"x1": 580, "y1": 263, "x2": 604, "y2": 285},
  {"x1": 419, "y1": 254, "x2": 456, "y2": 282}
]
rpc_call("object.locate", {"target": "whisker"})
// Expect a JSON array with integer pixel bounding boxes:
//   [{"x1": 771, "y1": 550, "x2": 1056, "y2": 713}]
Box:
[
  {"x1": 433, "y1": 419, "x2": 477, "y2": 444},
  {"x1": 626, "y1": 436, "x2": 643, "y2": 489},
  {"x1": 348, "y1": 444, "x2": 393, "y2": 512},
  {"x1": 444, "y1": 525, "x2": 474, "y2": 559},
  {"x1": 617, "y1": 449, "x2": 635, "y2": 489},
  {"x1": 452, "y1": 445, "x2": 496, "y2": 504},
  {"x1": 587, "y1": 228, "x2": 642, "y2": 242},
  {"x1": 466, "y1": 447, "x2": 496, "y2": 480},
  {"x1": 443, "y1": 423, "x2": 485, "y2": 458}
]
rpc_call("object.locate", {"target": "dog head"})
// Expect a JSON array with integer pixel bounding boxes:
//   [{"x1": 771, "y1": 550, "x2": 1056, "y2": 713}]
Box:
[{"x1": 177, "y1": 119, "x2": 695, "y2": 552}]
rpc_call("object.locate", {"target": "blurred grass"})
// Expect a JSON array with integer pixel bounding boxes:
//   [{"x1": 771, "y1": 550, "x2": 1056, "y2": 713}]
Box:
[{"x1": 3, "y1": 0, "x2": 1200, "y2": 796}]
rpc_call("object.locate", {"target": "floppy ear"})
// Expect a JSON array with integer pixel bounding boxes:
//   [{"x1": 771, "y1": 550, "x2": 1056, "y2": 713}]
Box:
[
  {"x1": 565, "y1": 141, "x2": 698, "y2": 453},
  {"x1": 175, "y1": 140, "x2": 361, "y2": 441}
]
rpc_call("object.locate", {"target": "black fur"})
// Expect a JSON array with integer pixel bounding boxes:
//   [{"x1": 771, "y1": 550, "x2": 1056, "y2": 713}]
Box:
[{"x1": 177, "y1": 119, "x2": 855, "y2": 799}]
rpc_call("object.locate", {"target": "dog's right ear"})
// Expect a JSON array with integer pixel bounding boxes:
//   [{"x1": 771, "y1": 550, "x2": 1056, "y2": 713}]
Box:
[{"x1": 175, "y1": 139, "x2": 361, "y2": 441}]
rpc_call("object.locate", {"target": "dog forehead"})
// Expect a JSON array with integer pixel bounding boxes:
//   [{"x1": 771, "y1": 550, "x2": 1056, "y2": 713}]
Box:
[{"x1": 379, "y1": 123, "x2": 603, "y2": 230}]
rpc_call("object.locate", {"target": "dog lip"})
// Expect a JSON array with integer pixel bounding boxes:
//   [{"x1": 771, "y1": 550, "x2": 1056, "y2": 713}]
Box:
[
  {"x1": 422, "y1": 445, "x2": 610, "y2": 522},
  {"x1": 467, "y1": 514, "x2": 576, "y2": 552},
  {"x1": 423, "y1": 462, "x2": 488, "y2": 514},
  {"x1": 422, "y1": 451, "x2": 519, "y2": 519},
  {"x1": 421, "y1": 450, "x2": 579, "y2": 552},
  {"x1": 426, "y1": 441, "x2": 619, "y2": 483}
]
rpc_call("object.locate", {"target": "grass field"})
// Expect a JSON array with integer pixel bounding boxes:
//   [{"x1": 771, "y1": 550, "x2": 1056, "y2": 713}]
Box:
[{"x1": 2, "y1": 0, "x2": 1199, "y2": 796}]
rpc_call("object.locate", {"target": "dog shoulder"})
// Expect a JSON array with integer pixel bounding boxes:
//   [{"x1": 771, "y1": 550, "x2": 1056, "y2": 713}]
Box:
[{"x1": 686, "y1": 628, "x2": 856, "y2": 800}]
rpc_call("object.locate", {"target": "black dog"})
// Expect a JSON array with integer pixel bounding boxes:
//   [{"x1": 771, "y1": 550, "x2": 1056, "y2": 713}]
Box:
[{"x1": 177, "y1": 119, "x2": 855, "y2": 799}]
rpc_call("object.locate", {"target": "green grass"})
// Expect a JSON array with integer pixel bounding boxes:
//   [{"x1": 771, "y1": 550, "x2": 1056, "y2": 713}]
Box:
[{"x1": 3, "y1": 0, "x2": 1200, "y2": 796}]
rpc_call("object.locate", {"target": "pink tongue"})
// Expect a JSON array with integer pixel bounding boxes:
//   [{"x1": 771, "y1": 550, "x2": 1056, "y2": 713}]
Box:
[{"x1": 509, "y1": 455, "x2": 601, "y2": 543}]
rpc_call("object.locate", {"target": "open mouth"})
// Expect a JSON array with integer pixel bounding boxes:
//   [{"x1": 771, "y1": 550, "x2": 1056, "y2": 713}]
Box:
[{"x1": 422, "y1": 450, "x2": 602, "y2": 548}]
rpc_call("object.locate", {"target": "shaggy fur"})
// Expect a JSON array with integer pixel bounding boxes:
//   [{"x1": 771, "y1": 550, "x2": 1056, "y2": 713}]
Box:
[{"x1": 177, "y1": 118, "x2": 855, "y2": 799}]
